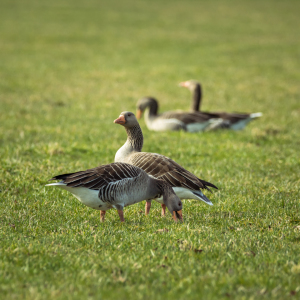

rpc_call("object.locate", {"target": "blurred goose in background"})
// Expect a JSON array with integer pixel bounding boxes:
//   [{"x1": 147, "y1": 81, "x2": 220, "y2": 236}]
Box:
[
  {"x1": 114, "y1": 111, "x2": 218, "y2": 216},
  {"x1": 46, "y1": 162, "x2": 183, "y2": 222},
  {"x1": 136, "y1": 97, "x2": 224, "y2": 132},
  {"x1": 180, "y1": 80, "x2": 263, "y2": 130}
]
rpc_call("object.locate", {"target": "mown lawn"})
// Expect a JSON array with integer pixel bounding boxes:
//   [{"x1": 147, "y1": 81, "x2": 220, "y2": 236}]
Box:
[{"x1": 0, "y1": 0, "x2": 300, "y2": 299}]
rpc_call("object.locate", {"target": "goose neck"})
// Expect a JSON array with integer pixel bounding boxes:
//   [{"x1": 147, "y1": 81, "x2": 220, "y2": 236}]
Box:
[
  {"x1": 143, "y1": 108, "x2": 155, "y2": 129},
  {"x1": 125, "y1": 124, "x2": 144, "y2": 152},
  {"x1": 191, "y1": 84, "x2": 202, "y2": 112},
  {"x1": 149, "y1": 100, "x2": 158, "y2": 116},
  {"x1": 115, "y1": 124, "x2": 143, "y2": 162}
]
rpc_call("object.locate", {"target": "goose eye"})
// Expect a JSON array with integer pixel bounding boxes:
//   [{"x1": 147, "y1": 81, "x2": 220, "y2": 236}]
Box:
[
  {"x1": 179, "y1": 202, "x2": 181, "y2": 206},
  {"x1": 128, "y1": 113, "x2": 132, "y2": 117}
]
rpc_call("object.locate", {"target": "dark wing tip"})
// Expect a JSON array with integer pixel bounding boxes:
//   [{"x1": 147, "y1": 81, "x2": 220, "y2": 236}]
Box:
[
  {"x1": 47, "y1": 172, "x2": 76, "y2": 182},
  {"x1": 201, "y1": 180, "x2": 218, "y2": 191},
  {"x1": 48, "y1": 175, "x2": 63, "y2": 181}
]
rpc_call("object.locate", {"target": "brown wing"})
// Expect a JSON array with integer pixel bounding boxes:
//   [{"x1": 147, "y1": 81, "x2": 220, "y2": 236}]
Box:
[
  {"x1": 160, "y1": 111, "x2": 218, "y2": 124},
  {"x1": 203, "y1": 111, "x2": 250, "y2": 124},
  {"x1": 127, "y1": 152, "x2": 217, "y2": 191},
  {"x1": 49, "y1": 163, "x2": 142, "y2": 190}
]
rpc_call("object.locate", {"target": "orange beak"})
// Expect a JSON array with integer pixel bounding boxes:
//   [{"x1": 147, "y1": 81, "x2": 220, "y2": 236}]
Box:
[
  {"x1": 136, "y1": 109, "x2": 142, "y2": 119},
  {"x1": 172, "y1": 210, "x2": 183, "y2": 222},
  {"x1": 179, "y1": 81, "x2": 188, "y2": 87},
  {"x1": 114, "y1": 115, "x2": 126, "y2": 125}
]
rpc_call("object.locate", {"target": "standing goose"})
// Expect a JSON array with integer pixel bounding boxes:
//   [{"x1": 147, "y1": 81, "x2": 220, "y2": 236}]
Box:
[
  {"x1": 180, "y1": 80, "x2": 263, "y2": 130},
  {"x1": 46, "y1": 162, "x2": 183, "y2": 222},
  {"x1": 114, "y1": 111, "x2": 218, "y2": 216},
  {"x1": 136, "y1": 97, "x2": 224, "y2": 132}
]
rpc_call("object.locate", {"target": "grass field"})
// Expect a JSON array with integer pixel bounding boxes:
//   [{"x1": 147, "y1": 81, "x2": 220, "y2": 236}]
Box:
[{"x1": 1, "y1": 0, "x2": 300, "y2": 299}]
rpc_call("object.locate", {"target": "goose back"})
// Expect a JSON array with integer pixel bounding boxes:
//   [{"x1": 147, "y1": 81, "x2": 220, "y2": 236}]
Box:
[
  {"x1": 122, "y1": 151, "x2": 217, "y2": 192},
  {"x1": 47, "y1": 163, "x2": 158, "y2": 209}
]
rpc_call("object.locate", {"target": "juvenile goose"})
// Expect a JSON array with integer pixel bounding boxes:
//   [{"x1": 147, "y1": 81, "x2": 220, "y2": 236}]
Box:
[
  {"x1": 180, "y1": 80, "x2": 263, "y2": 130},
  {"x1": 136, "y1": 97, "x2": 224, "y2": 132},
  {"x1": 46, "y1": 162, "x2": 183, "y2": 222},
  {"x1": 114, "y1": 111, "x2": 218, "y2": 216}
]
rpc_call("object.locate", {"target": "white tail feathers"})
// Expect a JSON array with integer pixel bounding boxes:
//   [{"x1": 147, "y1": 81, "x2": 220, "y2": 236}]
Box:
[
  {"x1": 250, "y1": 112, "x2": 263, "y2": 119},
  {"x1": 45, "y1": 182, "x2": 66, "y2": 187}
]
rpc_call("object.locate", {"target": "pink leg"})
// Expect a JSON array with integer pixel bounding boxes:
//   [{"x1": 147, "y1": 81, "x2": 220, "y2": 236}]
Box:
[
  {"x1": 161, "y1": 204, "x2": 166, "y2": 217},
  {"x1": 100, "y1": 210, "x2": 106, "y2": 222},
  {"x1": 145, "y1": 200, "x2": 151, "y2": 215},
  {"x1": 117, "y1": 210, "x2": 125, "y2": 222}
]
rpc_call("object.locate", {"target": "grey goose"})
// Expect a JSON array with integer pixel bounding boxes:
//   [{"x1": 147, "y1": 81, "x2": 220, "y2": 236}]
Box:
[
  {"x1": 46, "y1": 162, "x2": 183, "y2": 222},
  {"x1": 136, "y1": 97, "x2": 224, "y2": 132},
  {"x1": 114, "y1": 111, "x2": 218, "y2": 216},
  {"x1": 180, "y1": 80, "x2": 262, "y2": 130}
]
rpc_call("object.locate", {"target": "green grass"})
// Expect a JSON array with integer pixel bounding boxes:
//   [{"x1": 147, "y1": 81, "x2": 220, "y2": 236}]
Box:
[{"x1": 1, "y1": 0, "x2": 300, "y2": 299}]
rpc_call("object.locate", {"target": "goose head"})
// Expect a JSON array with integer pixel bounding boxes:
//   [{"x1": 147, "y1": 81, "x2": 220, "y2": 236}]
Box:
[
  {"x1": 114, "y1": 111, "x2": 139, "y2": 128},
  {"x1": 160, "y1": 184, "x2": 183, "y2": 222},
  {"x1": 179, "y1": 80, "x2": 201, "y2": 92},
  {"x1": 166, "y1": 193, "x2": 183, "y2": 222},
  {"x1": 136, "y1": 97, "x2": 159, "y2": 119}
]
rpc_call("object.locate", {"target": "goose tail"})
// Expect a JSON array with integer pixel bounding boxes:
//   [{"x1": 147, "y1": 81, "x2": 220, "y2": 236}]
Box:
[
  {"x1": 192, "y1": 190, "x2": 213, "y2": 206},
  {"x1": 45, "y1": 182, "x2": 66, "y2": 187},
  {"x1": 250, "y1": 112, "x2": 263, "y2": 119}
]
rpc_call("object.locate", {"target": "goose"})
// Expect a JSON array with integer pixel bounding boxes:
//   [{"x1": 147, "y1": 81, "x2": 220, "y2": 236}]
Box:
[
  {"x1": 180, "y1": 80, "x2": 263, "y2": 130},
  {"x1": 113, "y1": 111, "x2": 218, "y2": 216},
  {"x1": 46, "y1": 162, "x2": 183, "y2": 222},
  {"x1": 136, "y1": 97, "x2": 224, "y2": 132}
]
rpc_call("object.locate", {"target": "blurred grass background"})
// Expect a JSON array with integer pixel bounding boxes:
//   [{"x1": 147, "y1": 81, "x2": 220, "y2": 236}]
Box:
[{"x1": 0, "y1": 0, "x2": 300, "y2": 299}]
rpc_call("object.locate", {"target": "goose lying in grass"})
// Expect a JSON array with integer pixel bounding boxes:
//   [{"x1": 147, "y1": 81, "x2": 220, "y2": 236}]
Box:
[
  {"x1": 136, "y1": 97, "x2": 224, "y2": 132},
  {"x1": 46, "y1": 162, "x2": 183, "y2": 222},
  {"x1": 180, "y1": 80, "x2": 263, "y2": 130},
  {"x1": 113, "y1": 111, "x2": 218, "y2": 216}
]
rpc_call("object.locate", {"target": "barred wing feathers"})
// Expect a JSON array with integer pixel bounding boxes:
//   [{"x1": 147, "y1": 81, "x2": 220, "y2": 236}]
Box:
[
  {"x1": 49, "y1": 163, "x2": 142, "y2": 191},
  {"x1": 161, "y1": 111, "x2": 219, "y2": 124},
  {"x1": 128, "y1": 152, "x2": 218, "y2": 192}
]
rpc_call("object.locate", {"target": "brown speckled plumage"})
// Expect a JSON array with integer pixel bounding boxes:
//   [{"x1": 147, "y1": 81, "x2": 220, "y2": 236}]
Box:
[
  {"x1": 180, "y1": 80, "x2": 262, "y2": 129},
  {"x1": 114, "y1": 111, "x2": 218, "y2": 198}
]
